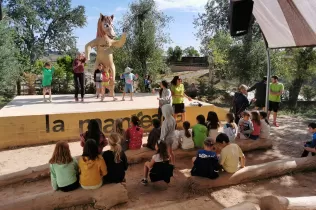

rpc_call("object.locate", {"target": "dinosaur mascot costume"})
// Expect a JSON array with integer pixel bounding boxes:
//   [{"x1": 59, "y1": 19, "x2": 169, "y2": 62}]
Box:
[{"x1": 85, "y1": 14, "x2": 127, "y2": 96}]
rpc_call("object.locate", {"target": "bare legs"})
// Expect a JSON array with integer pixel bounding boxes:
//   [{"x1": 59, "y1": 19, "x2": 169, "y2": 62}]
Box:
[
  {"x1": 168, "y1": 146, "x2": 175, "y2": 165},
  {"x1": 143, "y1": 161, "x2": 151, "y2": 179},
  {"x1": 43, "y1": 88, "x2": 52, "y2": 102}
]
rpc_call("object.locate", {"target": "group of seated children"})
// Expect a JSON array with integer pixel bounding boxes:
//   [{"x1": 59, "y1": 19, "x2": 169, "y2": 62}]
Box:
[
  {"x1": 49, "y1": 132, "x2": 128, "y2": 192},
  {"x1": 237, "y1": 111, "x2": 270, "y2": 140}
]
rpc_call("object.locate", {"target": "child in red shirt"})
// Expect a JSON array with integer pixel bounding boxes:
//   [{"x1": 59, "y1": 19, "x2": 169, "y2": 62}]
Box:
[
  {"x1": 250, "y1": 111, "x2": 261, "y2": 140},
  {"x1": 126, "y1": 116, "x2": 144, "y2": 150}
]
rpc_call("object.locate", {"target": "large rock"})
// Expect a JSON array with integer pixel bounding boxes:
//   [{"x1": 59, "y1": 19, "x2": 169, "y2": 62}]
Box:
[
  {"x1": 0, "y1": 183, "x2": 128, "y2": 210},
  {"x1": 260, "y1": 195, "x2": 316, "y2": 210},
  {"x1": 183, "y1": 156, "x2": 316, "y2": 191}
]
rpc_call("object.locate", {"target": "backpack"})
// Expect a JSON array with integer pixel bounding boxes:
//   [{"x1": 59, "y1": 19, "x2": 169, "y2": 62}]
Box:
[{"x1": 191, "y1": 156, "x2": 220, "y2": 179}]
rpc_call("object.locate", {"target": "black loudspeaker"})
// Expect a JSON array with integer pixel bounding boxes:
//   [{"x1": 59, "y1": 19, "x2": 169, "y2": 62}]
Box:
[{"x1": 229, "y1": 0, "x2": 254, "y2": 37}]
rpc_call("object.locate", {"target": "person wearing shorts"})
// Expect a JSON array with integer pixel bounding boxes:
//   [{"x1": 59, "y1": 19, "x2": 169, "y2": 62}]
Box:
[
  {"x1": 170, "y1": 76, "x2": 192, "y2": 123},
  {"x1": 268, "y1": 75, "x2": 284, "y2": 127},
  {"x1": 94, "y1": 64, "x2": 103, "y2": 98},
  {"x1": 42, "y1": 62, "x2": 55, "y2": 103},
  {"x1": 101, "y1": 66, "x2": 116, "y2": 101},
  {"x1": 121, "y1": 67, "x2": 138, "y2": 101}
]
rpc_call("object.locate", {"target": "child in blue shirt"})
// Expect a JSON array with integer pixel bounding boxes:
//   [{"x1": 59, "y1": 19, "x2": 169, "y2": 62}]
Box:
[
  {"x1": 301, "y1": 123, "x2": 316, "y2": 157},
  {"x1": 191, "y1": 137, "x2": 220, "y2": 179},
  {"x1": 120, "y1": 67, "x2": 138, "y2": 101}
]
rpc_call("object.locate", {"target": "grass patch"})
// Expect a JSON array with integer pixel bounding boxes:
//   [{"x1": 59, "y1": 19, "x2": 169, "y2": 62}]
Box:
[{"x1": 279, "y1": 108, "x2": 316, "y2": 119}]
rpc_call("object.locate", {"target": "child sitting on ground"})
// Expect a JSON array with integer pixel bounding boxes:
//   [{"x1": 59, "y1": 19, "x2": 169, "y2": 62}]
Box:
[
  {"x1": 141, "y1": 141, "x2": 173, "y2": 185},
  {"x1": 102, "y1": 133, "x2": 128, "y2": 183},
  {"x1": 178, "y1": 121, "x2": 194, "y2": 150},
  {"x1": 237, "y1": 111, "x2": 254, "y2": 140},
  {"x1": 49, "y1": 141, "x2": 79, "y2": 192},
  {"x1": 192, "y1": 115, "x2": 208, "y2": 148},
  {"x1": 301, "y1": 123, "x2": 316, "y2": 157},
  {"x1": 126, "y1": 116, "x2": 144, "y2": 150},
  {"x1": 223, "y1": 113, "x2": 238, "y2": 142},
  {"x1": 249, "y1": 111, "x2": 261, "y2": 140},
  {"x1": 191, "y1": 138, "x2": 220, "y2": 179},
  {"x1": 42, "y1": 62, "x2": 55, "y2": 103},
  {"x1": 206, "y1": 111, "x2": 220, "y2": 141},
  {"x1": 259, "y1": 111, "x2": 270, "y2": 139},
  {"x1": 94, "y1": 64, "x2": 103, "y2": 99},
  {"x1": 80, "y1": 119, "x2": 108, "y2": 154},
  {"x1": 112, "y1": 118, "x2": 127, "y2": 151},
  {"x1": 78, "y1": 139, "x2": 107, "y2": 190},
  {"x1": 143, "y1": 119, "x2": 161, "y2": 150}
]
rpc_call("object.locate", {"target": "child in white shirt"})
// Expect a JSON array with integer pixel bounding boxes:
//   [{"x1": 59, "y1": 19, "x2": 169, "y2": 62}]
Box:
[
  {"x1": 178, "y1": 121, "x2": 194, "y2": 150},
  {"x1": 223, "y1": 113, "x2": 238, "y2": 142},
  {"x1": 259, "y1": 111, "x2": 270, "y2": 139}
]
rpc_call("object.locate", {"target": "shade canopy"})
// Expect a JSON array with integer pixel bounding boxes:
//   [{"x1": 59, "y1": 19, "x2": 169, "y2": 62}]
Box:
[{"x1": 253, "y1": 0, "x2": 316, "y2": 49}]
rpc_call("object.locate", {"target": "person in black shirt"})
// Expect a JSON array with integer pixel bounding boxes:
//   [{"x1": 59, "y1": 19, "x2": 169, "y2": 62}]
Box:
[
  {"x1": 94, "y1": 64, "x2": 103, "y2": 99},
  {"x1": 248, "y1": 76, "x2": 267, "y2": 110},
  {"x1": 143, "y1": 119, "x2": 161, "y2": 150},
  {"x1": 102, "y1": 133, "x2": 128, "y2": 183}
]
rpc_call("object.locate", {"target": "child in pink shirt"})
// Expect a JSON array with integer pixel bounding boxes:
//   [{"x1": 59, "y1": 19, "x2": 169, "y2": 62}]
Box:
[{"x1": 250, "y1": 111, "x2": 261, "y2": 140}]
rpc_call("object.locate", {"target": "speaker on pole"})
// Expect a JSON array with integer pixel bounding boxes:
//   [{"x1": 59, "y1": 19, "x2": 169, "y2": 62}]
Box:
[{"x1": 229, "y1": 0, "x2": 254, "y2": 37}]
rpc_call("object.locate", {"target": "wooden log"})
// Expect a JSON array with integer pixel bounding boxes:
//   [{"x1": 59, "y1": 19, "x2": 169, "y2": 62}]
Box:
[
  {"x1": 0, "y1": 183, "x2": 128, "y2": 210},
  {"x1": 235, "y1": 138, "x2": 272, "y2": 152},
  {"x1": 184, "y1": 156, "x2": 316, "y2": 191},
  {"x1": 260, "y1": 195, "x2": 316, "y2": 210},
  {"x1": 223, "y1": 202, "x2": 260, "y2": 210}
]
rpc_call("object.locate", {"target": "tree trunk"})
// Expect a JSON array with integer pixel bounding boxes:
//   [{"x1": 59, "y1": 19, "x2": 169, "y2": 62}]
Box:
[
  {"x1": 288, "y1": 77, "x2": 304, "y2": 109},
  {"x1": 16, "y1": 80, "x2": 21, "y2": 95},
  {"x1": 260, "y1": 195, "x2": 316, "y2": 210},
  {"x1": 0, "y1": 0, "x2": 3, "y2": 21}
]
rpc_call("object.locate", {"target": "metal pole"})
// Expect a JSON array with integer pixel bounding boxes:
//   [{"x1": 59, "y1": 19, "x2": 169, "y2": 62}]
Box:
[{"x1": 265, "y1": 48, "x2": 271, "y2": 111}]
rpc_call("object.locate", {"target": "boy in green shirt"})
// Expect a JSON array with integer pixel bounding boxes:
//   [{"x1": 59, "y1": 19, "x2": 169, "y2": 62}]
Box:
[
  {"x1": 268, "y1": 75, "x2": 284, "y2": 127},
  {"x1": 42, "y1": 62, "x2": 55, "y2": 103}
]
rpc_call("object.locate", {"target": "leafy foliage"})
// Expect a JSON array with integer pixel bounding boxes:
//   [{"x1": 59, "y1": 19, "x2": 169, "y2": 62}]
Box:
[
  {"x1": 6, "y1": 0, "x2": 86, "y2": 65},
  {"x1": 166, "y1": 46, "x2": 183, "y2": 62},
  {"x1": 183, "y1": 46, "x2": 200, "y2": 57},
  {"x1": 0, "y1": 20, "x2": 20, "y2": 96}
]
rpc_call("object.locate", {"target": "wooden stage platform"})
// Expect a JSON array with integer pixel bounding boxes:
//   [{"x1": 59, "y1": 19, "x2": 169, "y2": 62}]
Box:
[{"x1": 0, "y1": 94, "x2": 227, "y2": 149}]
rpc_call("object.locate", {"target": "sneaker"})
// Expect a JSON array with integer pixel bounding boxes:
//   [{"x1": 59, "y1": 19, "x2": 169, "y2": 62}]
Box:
[
  {"x1": 141, "y1": 178, "x2": 148, "y2": 186},
  {"x1": 122, "y1": 98, "x2": 125, "y2": 101},
  {"x1": 101, "y1": 96, "x2": 105, "y2": 102},
  {"x1": 75, "y1": 98, "x2": 79, "y2": 102},
  {"x1": 130, "y1": 98, "x2": 134, "y2": 101},
  {"x1": 96, "y1": 95, "x2": 99, "y2": 99},
  {"x1": 43, "y1": 99, "x2": 47, "y2": 103},
  {"x1": 113, "y1": 97, "x2": 118, "y2": 101},
  {"x1": 81, "y1": 98, "x2": 84, "y2": 102}
]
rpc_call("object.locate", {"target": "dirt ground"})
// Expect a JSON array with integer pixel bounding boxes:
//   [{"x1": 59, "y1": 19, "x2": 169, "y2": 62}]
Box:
[{"x1": 0, "y1": 115, "x2": 315, "y2": 209}]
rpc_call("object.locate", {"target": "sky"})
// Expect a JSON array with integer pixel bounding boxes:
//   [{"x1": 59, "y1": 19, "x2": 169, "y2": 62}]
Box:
[{"x1": 72, "y1": 0, "x2": 208, "y2": 52}]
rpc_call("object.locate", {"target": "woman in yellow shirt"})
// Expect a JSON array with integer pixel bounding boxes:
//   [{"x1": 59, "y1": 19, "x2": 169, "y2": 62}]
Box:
[
  {"x1": 170, "y1": 76, "x2": 192, "y2": 123},
  {"x1": 78, "y1": 139, "x2": 107, "y2": 190}
]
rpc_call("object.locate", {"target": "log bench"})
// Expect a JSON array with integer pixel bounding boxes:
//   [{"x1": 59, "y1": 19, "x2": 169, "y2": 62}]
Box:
[
  {"x1": 260, "y1": 195, "x2": 316, "y2": 210},
  {"x1": 0, "y1": 183, "x2": 128, "y2": 210},
  {"x1": 182, "y1": 156, "x2": 316, "y2": 191},
  {"x1": 0, "y1": 138, "x2": 272, "y2": 188}
]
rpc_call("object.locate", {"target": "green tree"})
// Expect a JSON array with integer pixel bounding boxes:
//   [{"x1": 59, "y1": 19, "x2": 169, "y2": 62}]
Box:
[
  {"x1": 6, "y1": 0, "x2": 86, "y2": 66},
  {"x1": 173, "y1": 46, "x2": 183, "y2": 61},
  {"x1": 167, "y1": 47, "x2": 175, "y2": 62},
  {"x1": 183, "y1": 46, "x2": 200, "y2": 57},
  {"x1": 0, "y1": 20, "x2": 20, "y2": 96},
  {"x1": 120, "y1": 0, "x2": 171, "y2": 77}
]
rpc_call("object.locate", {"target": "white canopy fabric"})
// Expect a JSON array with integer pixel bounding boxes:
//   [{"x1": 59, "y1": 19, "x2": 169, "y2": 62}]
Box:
[{"x1": 253, "y1": 0, "x2": 316, "y2": 49}]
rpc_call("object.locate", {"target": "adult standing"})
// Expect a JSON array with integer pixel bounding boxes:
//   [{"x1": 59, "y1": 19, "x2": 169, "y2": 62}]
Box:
[
  {"x1": 73, "y1": 53, "x2": 86, "y2": 102},
  {"x1": 248, "y1": 76, "x2": 267, "y2": 110},
  {"x1": 268, "y1": 75, "x2": 284, "y2": 127},
  {"x1": 170, "y1": 76, "x2": 192, "y2": 123},
  {"x1": 157, "y1": 80, "x2": 172, "y2": 122},
  {"x1": 232, "y1": 85, "x2": 255, "y2": 124}
]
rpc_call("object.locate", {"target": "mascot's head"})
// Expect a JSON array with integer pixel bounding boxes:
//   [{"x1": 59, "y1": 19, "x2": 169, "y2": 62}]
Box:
[{"x1": 97, "y1": 13, "x2": 116, "y2": 39}]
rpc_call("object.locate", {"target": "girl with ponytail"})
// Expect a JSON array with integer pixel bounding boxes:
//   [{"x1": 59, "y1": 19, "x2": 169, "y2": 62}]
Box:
[{"x1": 102, "y1": 133, "x2": 128, "y2": 183}]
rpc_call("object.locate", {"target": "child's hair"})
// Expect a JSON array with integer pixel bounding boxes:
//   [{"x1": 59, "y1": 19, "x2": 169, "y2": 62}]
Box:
[
  {"x1": 183, "y1": 121, "x2": 191, "y2": 138},
  {"x1": 159, "y1": 80, "x2": 169, "y2": 98},
  {"x1": 251, "y1": 111, "x2": 261, "y2": 126},
  {"x1": 44, "y1": 62, "x2": 51, "y2": 68},
  {"x1": 113, "y1": 118, "x2": 125, "y2": 137},
  {"x1": 49, "y1": 141, "x2": 73, "y2": 164},
  {"x1": 242, "y1": 111, "x2": 251, "y2": 117},
  {"x1": 226, "y1": 113, "x2": 236, "y2": 129},
  {"x1": 259, "y1": 111, "x2": 269, "y2": 125},
  {"x1": 152, "y1": 119, "x2": 161, "y2": 129},
  {"x1": 216, "y1": 133, "x2": 230, "y2": 144},
  {"x1": 204, "y1": 137, "x2": 214, "y2": 148},
  {"x1": 82, "y1": 139, "x2": 99, "y2": 160},
  {"x1": 85, "y1": 119, "x2": 101, "y2": 146},
  {"x1": 157, "y1": 141, "x2": 169, "y2": 161},
  {"x1": 207, "y1": 111, "x2": 220, "y2": 129},
  {"x1": 131, "y1": 115, "x2": 140, "y2": 127},
  {"x1": 308, "y1": 122, "x2": 316, "y2": 129},
  {"x1": 108, "y1": 133, "x2": 122, "y2": 163},
  {"x1": 196, "y1": 115, "x2": 206, "y2": 126},
  {"x1": 239, "y1": 84, "x2": 248, "y2": 92}
]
